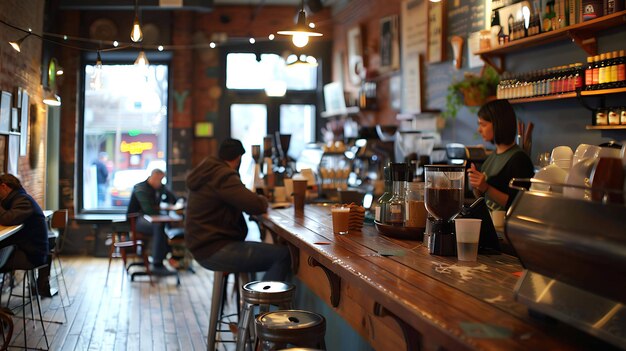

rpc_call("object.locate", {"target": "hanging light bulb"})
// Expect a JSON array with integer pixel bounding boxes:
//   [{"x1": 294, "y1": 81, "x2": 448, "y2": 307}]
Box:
[
  {"x1": 134, "y1": 50, "x2": 149, "y2": 66},
  {"x1": 95, "y1": 50, "x2": 103, "y2": 70},
  {"x1": 91, "y1": 52, "x2": 103, "y2": 90},
  {"x1": 130, "y1": 0, "x2": 143, "y2": 42},
  {"x1": 277, "y1": 0, "x2": 322, "y2": 48},
  {"x1": 8, "y1": 33, "x2": 31, "y2": 52},
  {"x1": 249, "y1": 37, "x2": 256, "y2": 44},
  {"x1": 292, "y1": 33, "x2": 309, "y2": 48}
]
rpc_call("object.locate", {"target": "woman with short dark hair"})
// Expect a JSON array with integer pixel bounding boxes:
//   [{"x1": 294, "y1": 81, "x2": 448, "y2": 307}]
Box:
[{"x1": 467, "y1": 100, "x2": 535, "y2": 210}]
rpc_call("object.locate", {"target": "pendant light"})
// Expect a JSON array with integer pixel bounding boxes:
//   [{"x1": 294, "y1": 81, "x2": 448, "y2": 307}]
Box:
[
  {"x1": 43, "y1": 89, "x2": 61, "y2": 106},
  {"x1": 130, "y1": 0, "x2": 143, "y2": 43},
  {"x1": 277, "y1": 0, "x2": 322, "y2": 48},
  {"x1": 9, "y1": 33, "x2": 31, "y2": 52}
]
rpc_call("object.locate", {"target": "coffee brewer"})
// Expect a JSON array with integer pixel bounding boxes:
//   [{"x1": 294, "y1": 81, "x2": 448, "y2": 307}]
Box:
[{"x1": 424, "y1": 165, "x2": 465, "y2": 256}]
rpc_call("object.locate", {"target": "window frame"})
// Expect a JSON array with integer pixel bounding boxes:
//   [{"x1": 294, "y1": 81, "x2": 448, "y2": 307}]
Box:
[
  {"x1": 76, "y1": 51, "x2": 172, "y2": 214},
  {"x1": 217, "y1": 41, "x2": 331, "y2": 144}
]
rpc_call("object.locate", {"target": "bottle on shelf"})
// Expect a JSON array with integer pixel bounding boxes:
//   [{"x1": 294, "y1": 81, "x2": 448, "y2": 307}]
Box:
[
  {"x1": 585, "y1": 56, "x2": 594, "y2": 89},
  {"x1": 598, "y1": 53, "x2": 607, "y2": 90},
  {"x1": 609, "y1": 51, "x2": 618, "y2": 88},
  {"x1": 591, "y1": 55, "x2": 600, "y2": 89},
  {"x1": 618, "y1": 50, "x2": 626, "y2": 87}
]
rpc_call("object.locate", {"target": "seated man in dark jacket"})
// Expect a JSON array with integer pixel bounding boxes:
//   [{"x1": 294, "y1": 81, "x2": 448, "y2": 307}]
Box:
[
  {"x1": 185, "y1": 138, "x2": 290, "y2": 281},
  {"x1": 0, "y1": 174, "x2": 49, "y2": 271},
  {"x1": 127, "y1": 168, "x2": 177, "y2": 271}
]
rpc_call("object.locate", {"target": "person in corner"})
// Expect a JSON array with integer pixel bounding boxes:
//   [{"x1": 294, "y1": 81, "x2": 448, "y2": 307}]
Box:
[
  {"x1": 127, "y1": 168, "x2": 177, "y2": 273},
  {"x1": 185, "y1": 138, "x2": 291, "y2": 281},
  {"x1": 0, "y1": 174, "x2": 49, "y2": 293},
  {"x1": 467, "y1": 99, "x2": 535, "y2": 211}
]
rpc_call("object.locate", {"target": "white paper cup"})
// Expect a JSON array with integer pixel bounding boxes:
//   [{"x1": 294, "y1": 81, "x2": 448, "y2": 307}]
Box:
[
  {"x1": 491, "y1": 210, "x2": 505, "y2": 228},
  {"x1": 455, "y1": 218, "x2": 482, "y2": 261}
]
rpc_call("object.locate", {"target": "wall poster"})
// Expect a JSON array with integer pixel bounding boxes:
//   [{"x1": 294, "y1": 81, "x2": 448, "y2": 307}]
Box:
[
  {"x1": 8, "y1": 134, "x2": 19, "y2": 175},
  {"x1": 401, "y1": 0, "x2": 426, "y2": 114},
  {"x1": 380, "y1": 15, "x2": 400, "y2": 72},
  {"x1": 347, "y1": 26, "x2": 365, "y2": 86},
  {"x1": 427, "y1": 1, "x2": 446, "y2": 63}
]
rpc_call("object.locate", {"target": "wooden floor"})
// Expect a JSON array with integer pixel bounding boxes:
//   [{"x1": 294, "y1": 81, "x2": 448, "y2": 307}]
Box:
[{"x1": 4, "y1": 256, "x2": 241, "y2": 351}]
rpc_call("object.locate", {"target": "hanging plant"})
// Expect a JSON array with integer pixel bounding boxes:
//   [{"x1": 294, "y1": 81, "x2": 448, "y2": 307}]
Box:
[{"x1": 443, "y1": 66, "x2": 500, "y2": 119}]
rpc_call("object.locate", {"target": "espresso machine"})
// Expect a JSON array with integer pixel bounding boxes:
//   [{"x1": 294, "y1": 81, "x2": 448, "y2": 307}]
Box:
[{"x1": 424, "y1": 165, "x2": 465, "y2": 256}]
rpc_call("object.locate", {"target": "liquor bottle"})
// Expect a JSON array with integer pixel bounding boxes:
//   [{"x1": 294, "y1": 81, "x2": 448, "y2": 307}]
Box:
[
  {"x1": 374, "y1": 166, "x2": 392, "y2": 223},
  {"x1": 591, "y1": 55, "x2": 600, "y2": 89},
  {"x1": 574, "y1": 63, "x2": 584, "y2": 91},
  {"x1": 618, "y1": 50, "x2": 626, "y2": 87},
  {"x1": 598, "y1": 53, "x2": 607, "y2": 90},
  {"x1": 609, "y1": 51, "x2": 618, "y2": 88},
  {"x1": 385, "y1": 163, "x2": 408, "y2": 226},
  {"x1": 585, "y1": 56, "x2": 593, "y2": 89}
]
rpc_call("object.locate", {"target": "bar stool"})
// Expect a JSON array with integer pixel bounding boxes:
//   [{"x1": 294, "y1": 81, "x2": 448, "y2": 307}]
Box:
[
  {"x1": 236, "y1": 281, "x2": 296, "y2": 351},
  {"x1": 207, "y1": 271, "x2": 252, "y2": 351},
  {"x1": 254, "y1": 310, "x2": 326, "y2": 351}
]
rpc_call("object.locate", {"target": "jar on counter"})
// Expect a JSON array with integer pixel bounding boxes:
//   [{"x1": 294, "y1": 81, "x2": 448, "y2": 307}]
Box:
[
  {"x1": 595, "y1": 108, "x2": 608, "y2": 125},
  {"x1": 621, "y1": 106, "x2": 626, "y2": 125},
  {"x1": 405, "y1": 182, "x2": 427, "y2": 228}
]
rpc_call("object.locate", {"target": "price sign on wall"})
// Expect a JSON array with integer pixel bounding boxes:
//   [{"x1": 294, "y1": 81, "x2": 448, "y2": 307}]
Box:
[{"x1": 428, "y1": 1, "x2": 446, "y2": 63}]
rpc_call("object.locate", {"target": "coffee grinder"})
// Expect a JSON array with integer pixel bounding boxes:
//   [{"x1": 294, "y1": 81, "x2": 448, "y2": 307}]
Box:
[
  {"x1": 424, "y1": 165, "x2": 465, "y2": 256},
  {"x1": 251, "y1": 145, "x2": 264, "y2": 193}
]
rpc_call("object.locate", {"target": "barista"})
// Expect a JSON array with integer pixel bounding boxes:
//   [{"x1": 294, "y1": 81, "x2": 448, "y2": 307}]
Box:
[{"x1": 467, "y1": 100, "x2": 534, "y2": 211}]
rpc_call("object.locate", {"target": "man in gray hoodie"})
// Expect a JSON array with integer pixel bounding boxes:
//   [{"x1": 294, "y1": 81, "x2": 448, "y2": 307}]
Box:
[{"x1": 185, "y1": 138, "x2": 290, "y2": 281}]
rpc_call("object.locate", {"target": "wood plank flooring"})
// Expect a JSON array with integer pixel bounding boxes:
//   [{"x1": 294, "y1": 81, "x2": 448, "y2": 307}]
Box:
[{"x1": 3, "y1": 256, "x2": 241, "y2": 351}]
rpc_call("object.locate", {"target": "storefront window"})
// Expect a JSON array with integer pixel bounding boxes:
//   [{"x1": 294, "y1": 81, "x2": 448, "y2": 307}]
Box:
[{"x1": 82, "y1": 64, "x2": 169, "y2": 210}]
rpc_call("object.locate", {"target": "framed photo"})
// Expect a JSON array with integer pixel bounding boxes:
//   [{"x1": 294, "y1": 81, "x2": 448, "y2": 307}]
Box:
[
  {"x1": 20, "y1": 91, "x2": 29, "y2": 156},
  {"x1": 11, "y1": 108, "x2": 19, "y2": 132},
  {"x1": 0, "y1": 91, "x2": 12, "y2": 134},
  {"x1": 8, "y1": 134, "x2": 19, "y2": 175},
  {"x1": 427, "y1": 1, "x2": 446, "y2": 63},
  {"x1": 347, "y1": 26, "x2": 364, "y2": 86},
  {"x1": 380, "y1": 15, "x2": 400, "y2": 72},
  {"x1": 0, "y1": 135, "x2": 6, "y2": 173}
]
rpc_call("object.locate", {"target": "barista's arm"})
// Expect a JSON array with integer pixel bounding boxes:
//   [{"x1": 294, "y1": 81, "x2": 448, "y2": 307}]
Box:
[{"x1": 467, "y1": 163, "x2": 509, "y2": 207}]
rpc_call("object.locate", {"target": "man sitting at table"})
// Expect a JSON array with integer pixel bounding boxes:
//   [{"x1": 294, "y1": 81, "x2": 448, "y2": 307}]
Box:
[
  {"x1": 0, "y1": 174, "x2": 48, "y2": 279},
  {"x1": 185, "y1": 138, "x2": 290, "y2": 281},
  {"x1": 127, "y1": 168, "x2": 177, "y2": 273}
]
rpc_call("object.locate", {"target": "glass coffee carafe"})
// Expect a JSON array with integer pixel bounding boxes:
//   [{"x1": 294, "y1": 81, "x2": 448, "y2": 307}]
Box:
[{"x1": 424, "y1": 165, "x2": 465, "y2": 256}]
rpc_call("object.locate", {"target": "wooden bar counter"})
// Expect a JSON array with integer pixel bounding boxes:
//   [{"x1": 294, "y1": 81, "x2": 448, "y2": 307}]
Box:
[{"x1": 255, "y1": 204, "x2": 614, "y2": 351}]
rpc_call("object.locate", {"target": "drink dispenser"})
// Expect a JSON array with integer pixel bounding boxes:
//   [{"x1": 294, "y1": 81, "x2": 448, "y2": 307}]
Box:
[{"x1": 424, "y1": 165, "x2": 465, "y2": 256}]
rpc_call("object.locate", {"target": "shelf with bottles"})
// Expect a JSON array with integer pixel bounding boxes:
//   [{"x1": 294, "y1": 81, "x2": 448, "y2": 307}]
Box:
[
  {"x1": 477, "y1": 10, "x2": 626, "y2": 74},
  {"x1": 500, "y1": 51, "x2": 626, "y2": 103}
]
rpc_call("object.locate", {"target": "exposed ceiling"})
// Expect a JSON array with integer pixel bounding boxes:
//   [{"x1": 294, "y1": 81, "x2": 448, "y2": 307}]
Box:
[{"x1": 58, "y1": 0, "x2": 328, "y2": 12}]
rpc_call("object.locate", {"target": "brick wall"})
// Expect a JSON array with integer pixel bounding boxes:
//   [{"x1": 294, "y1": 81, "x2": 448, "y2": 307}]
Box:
[{"x1": 0, "y1": 0, "x2": 47, "y2": 206}]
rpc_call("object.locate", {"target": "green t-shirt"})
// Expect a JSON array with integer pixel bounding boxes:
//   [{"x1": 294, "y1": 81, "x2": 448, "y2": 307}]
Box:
[{"x1": 480, "y1": 145, "x2": 535, "y2": 211}]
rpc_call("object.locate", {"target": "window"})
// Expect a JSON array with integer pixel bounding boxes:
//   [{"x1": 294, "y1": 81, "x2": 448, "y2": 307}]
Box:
[
  {"x1": 226, "y1": 53, "x2": 317, "y2": 90},
  {"x1": 81, "y1": 64, "x2": 169, "y2": 211}
]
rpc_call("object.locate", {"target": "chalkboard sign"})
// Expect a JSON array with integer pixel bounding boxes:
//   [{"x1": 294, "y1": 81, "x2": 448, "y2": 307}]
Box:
[{"x1": 447, "y1": 0, "x2": 486, "y2": 38}]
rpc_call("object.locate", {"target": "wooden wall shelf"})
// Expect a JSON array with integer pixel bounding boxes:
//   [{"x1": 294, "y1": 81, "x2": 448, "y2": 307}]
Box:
[
  {"x1": 586, "y1": 125, "x2": 626, "y2": 130},
  {"x1": 477, "y1": 10, "x2": 626, "y2": 73},
  {"x1": 507, "y1": 87, "x2": 626, "y2": 104}
]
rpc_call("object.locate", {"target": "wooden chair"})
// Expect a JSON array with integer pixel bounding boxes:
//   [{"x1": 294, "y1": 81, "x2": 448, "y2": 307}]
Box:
[{"x1": 105, "y1": 213, "x2": 153, "y2": 286}]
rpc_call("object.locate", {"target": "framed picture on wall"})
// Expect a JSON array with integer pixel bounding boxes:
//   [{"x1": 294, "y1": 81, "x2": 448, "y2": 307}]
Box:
[
  {"x1": 0, "y1": 91, "x2": 12, "y2": 134},
  {"x1": 427, "y1": 1, "x2": 446, "y2": 63},
  {"x1": 380, "y1": 15, "x2": 400, "y2": 72},
  {"x1": 347, "y1": 26, "x2": 364, "y2": 86},
  {"x1": 20, "y1": 91, "x2": 29, "y2": 156},
  {"x1": 8, "y1": 134, "x2": 19, "y2": 175},
  {"x1": 0, "y1": 135, "x2": 6, "y2": 173}
]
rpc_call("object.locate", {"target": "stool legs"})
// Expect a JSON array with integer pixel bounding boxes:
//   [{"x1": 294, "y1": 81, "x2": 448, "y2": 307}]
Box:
[{"x1": 207, "y1": 271, "x2": 226, "y2": 351}]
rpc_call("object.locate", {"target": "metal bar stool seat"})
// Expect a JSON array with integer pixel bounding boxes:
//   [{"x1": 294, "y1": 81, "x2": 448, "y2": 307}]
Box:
[
  {"x1": 254, "y1": 310, "x2": 326, "y2": 351},
  {"x1": 236, "y1": 281, "x2": 296, "y2": 351}
]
